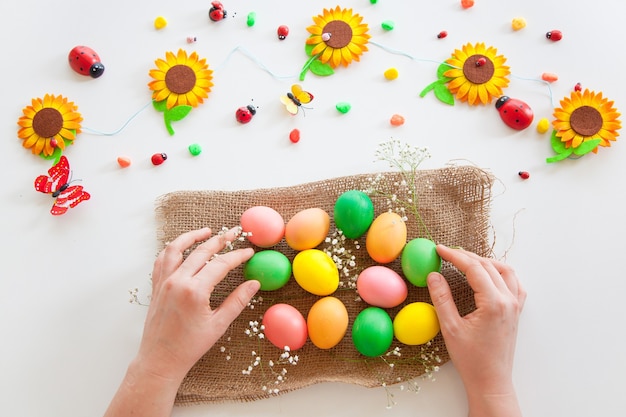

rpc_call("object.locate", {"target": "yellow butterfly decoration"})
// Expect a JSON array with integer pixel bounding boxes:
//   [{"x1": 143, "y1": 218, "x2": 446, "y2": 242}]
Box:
[{"x1": 280, "y1": 84, "x2": 314, "y2": 115}]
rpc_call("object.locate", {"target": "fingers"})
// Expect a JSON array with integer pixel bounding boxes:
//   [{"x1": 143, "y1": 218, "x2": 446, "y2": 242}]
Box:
[
  {"x1": 211, "y1": 280, "x2": 261, "y2": 333},
  {"x1": 196, "y1": 247, "x2": 255, "y2": 289},
  {"x1": 180, "y1": 227, "x2": 242, "y2": 277},
  {"x1": 427, "y1": 272, "x2": 461, "y2": 330},
  {"x1": 160, "y1": 228, "x2": 213, "y2": 279}
]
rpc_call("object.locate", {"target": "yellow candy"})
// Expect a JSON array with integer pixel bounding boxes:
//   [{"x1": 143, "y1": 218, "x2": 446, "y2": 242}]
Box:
[
  {"x1": 384, "y1": 67, "x2": 399, "y2": 80},
  {"x1": 537, "y1": 118, "x2": 550, "y2": 134},
  {"x1": 511, "y1": 17, "x2": 526, "y2": 31},
  {"x1": 154, "y1": 16, "x2": 168, "y2": 30}
]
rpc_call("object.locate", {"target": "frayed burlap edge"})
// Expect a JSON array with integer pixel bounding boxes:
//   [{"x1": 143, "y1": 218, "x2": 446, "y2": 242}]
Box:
[{"x1": 154, "y1": 165, "x2": 494, "y2": 405}]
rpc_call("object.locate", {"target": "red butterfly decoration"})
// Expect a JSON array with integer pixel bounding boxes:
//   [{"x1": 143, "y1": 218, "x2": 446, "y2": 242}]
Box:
[{"x1": 34, "y1": 156, "x2": 90, "y2": 215}]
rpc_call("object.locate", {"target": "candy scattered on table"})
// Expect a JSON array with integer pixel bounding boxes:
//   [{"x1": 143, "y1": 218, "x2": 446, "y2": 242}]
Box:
[
  {"x1": 289, "y1": 128, "x2": 300, "y2": 143},
  {"x1": 246, "y1": 12, "x2": 256, "y2": 27},
  {"x1": 390, "y1": 114, "x2": 405, "y2": 126},
  {"x1": 536, "y1": 117, "x2": 550, "y2": 133},
  {"x1": 154, "y1": 16, "x2": 167, "y2": 29},
  {"x1": 461, "y1": 0, "x2": 474, "y2": 9},
  {"x1": 117, "y1": 156, "x2": 131, "y2": 168},
  {"x1": 511, "y1": 17, "x2": 527, "y2": 31},
  {"x1": 542, "y1": 72, "x2": 558, "y2": 83},
  {"x1": 381, "y1": 20, "x2": 395, "y2": 31},
  {"x1": 335, "y1": 102, "x2": 352, "y2": 114},
  {"x1": 384, "y1": 67, "x2": 398, "y2": 80},
  {"x1": 188, "y1": 143, "x2": 202, "y2": 156}
]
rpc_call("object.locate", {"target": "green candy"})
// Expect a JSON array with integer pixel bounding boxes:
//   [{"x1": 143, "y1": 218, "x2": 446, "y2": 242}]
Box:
[
  {"x1": 335, "y1": 102, "x2": 352, "y2": 114},
  {"x1": 333, "y1": 190, "x2": 374, "y2": 239},
  {"x1": 244, "y1": 250, "x2": 292, "y2": 291},
  {"x1": 401, "y1": 238, "x2": 441, "y2": 287},
  {"x1": 188, "y1": 143, "x2": 202, "y2": 156},
  {"x1": 381, "y1": 20, "x2": 395, "y2": 31},
  {"x1": 246, "y1": 12, "x2": 256, "y2": 27},
  {"x1": 352, "y1": 307, "x2": 393, "y2": 357}
]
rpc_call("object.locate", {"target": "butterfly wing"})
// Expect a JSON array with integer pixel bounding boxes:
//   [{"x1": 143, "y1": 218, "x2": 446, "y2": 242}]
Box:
[
  {"x1": 34, "y1": 156, "x2": 70, "y2": 194},
  {"x1": 280, "y1": 94, "x2": 299, "y2": 115},
  {"x1": 291, "y1": 84, "x2": 314, "y2": 105},
  {"x1": 51, "y1": 185, "x2": 91, "y2": 215}
]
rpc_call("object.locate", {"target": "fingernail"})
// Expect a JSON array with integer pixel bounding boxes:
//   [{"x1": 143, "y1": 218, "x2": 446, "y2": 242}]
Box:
[
  {"x1": 247, "y1": 280, "x2": 261, "y2": 295},
  {"x1": 427, "y1": 273, "x2": 442, "y2": 286}
]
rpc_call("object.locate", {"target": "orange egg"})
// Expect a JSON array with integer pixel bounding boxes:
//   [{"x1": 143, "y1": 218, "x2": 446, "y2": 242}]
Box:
[
  {"x1": 285, "y1": 208, "x2": 330, "y2": 251},
  {"x1": 365, "y1": 211, "x2": 407, "y2": 263},
  {"x1": 307, "y1": 296, "x2": 349, "y2": 349}
]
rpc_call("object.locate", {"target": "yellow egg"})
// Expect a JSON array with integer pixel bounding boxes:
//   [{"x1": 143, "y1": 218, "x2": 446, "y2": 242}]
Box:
[
  {"x1": 292, "y1": 249, "x2": 339, "y2": 296},
  {"x1": 365, "y1": 212, "x2": 407, "y2": 263},
  {"x1": 307, "y1": 296, "x2": 349, "y2": 349},
  {"x1": 393, "y1": 302, "x2": 440, "y2": 345},
  {"x1": 285, "y1": 208, "x2": 330, "y2": 251}
]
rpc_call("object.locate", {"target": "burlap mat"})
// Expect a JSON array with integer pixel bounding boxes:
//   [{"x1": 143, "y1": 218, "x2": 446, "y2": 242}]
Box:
[{"x1": 155, "y1": 166, "x2": 494, "y2": 404}]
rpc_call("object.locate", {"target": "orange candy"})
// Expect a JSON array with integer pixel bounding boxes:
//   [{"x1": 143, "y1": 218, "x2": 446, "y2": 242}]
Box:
[{"x1": 390, "y1": 114, "x2": 405, "y2": 126}]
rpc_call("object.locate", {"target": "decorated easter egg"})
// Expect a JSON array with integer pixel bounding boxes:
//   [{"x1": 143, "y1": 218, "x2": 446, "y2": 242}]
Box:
[
  {"x1": 365, "y1": 212, "x2": 407, "y2": 263},
  {"x1": 240, "y1": 206, "x2": 285, "y2": 248},
  {"x1": 262, "y1": 303, "x2": 308, "y2": 350},
  {"x1": 393, "y1": 302, "x2": 440, "y2": 345},
  {"x1": 357, "y1": 266, "x2": 408, "y2": 308},
  {"x1": 401, "y1": 238, "x2": 441, "y2": 287},
  {"x1": 243, "y1": 250, "x2": 291, "y2": 291},
  {"x1": 285, "y1": 208, "x2": 330, "y2": 251},
  {"x1": 352, "y1": 307, "x2": 394, "y2": 357},
  {"x1": 333, "y1": 190, "x2": 375, "y2": 239},
  {"x1": 307, "y1": 296, "x2": 349, "y2": 349},
  {"x1": 292, "y1": 249, "x2": 339, "y2": 296}
]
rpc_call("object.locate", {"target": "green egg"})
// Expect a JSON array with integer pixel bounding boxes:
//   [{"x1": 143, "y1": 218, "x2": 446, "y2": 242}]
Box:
[
  {"x1": 243, "y1": 250, "x2": 292, "y2": 291},
  {"x1": 333, "y1": 190, "x2": 374, "y2": 239},
  {"x1": 401, "y1": 238, "x2": 441, "y2": 287},
  {"x1": 352, "y1": 307, "x2": 394, "y2": 357}
]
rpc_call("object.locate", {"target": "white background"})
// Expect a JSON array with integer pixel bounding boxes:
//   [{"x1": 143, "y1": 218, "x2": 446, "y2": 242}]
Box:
[{"x1": 1, "y1": 0, "x2": 625, "y2": 416}]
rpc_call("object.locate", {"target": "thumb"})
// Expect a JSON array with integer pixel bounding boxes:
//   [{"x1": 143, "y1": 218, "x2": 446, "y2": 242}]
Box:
[
  {"x1": 427, "y1": 272, "x2": 461, "y2": 327},
  {"x1": 212, "y1": 280, "x2": 261, "y2": 331}
]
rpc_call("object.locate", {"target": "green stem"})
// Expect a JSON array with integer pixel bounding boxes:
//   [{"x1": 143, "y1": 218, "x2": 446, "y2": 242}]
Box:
[{"x1": 298, "y1": 53, "x2": 320, "y2": 81}]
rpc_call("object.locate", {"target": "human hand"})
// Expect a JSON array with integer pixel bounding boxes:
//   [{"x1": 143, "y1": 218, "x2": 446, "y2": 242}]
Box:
[
  {"x1": 135, "y1": 227, "x2": 260, "y2": 383},
  {"x1": 426, "y1": 245, "x2": 526, "y2": 417}
]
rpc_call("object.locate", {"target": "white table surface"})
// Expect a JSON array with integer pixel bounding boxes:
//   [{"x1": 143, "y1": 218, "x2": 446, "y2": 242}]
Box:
[{"x1": 1, "y1": 0, "x2": 625, "y2": 416}]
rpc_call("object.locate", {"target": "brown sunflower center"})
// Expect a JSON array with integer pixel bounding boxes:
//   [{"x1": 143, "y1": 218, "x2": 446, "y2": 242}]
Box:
[
  {"x1": 323, "y1": 20, "x2": 353, "y2": 49},
  {"x1": 165, "y1": 65, "x2": 197, "y2": 94},
  {"x1": 569, "y1": 106, "x2": 603, "y2": 137},
  {"x1": 32, "y1": 108, "x2": 63, "y2": 138},
  {"x1": 463, "y1": 54, "x2": 494, "y2": 84}
]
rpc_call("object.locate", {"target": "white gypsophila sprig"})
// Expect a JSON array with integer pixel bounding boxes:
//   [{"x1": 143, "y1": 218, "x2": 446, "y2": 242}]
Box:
[
  {"x1": 371, "y1": 138, "x2": 433, "y2": 240},
  {"x1": 322, "y1": 229, "x2": 359, "y2": 290}
]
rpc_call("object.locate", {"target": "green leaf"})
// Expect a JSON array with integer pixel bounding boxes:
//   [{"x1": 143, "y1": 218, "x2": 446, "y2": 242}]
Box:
[
  {"x1": 550, "y1": 129, "x2": 567, "y2": 153},
  {"x1": 153, "y1": 99, "x2": 167, "y2": 113},
  {"x1": 436, "y1": 63, "x2": 454, "y2": 81},
  {"x1": 433, "y1": 83, "x2": 455, "y2": 106},
  {"x1": 310, "y1": 60, "x2": 334, "y2": 77},
  {"x1": 165, "y1": 105, "x2": 192, "y2": 122},
  {"x1": 546, "y1": 149, "x2": 573, "y2": 163},
  {"x1": 304, "y1": 42, "x2": 315, "y2": 57},
  {"x1": 573, "y1": 139, "x2": 601, "y2": 156}
]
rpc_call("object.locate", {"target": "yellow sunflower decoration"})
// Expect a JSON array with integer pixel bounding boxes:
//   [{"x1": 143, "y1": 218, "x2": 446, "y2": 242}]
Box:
[
  {"x1": 420, "y1": 43, "x2": 510, "y2": 106},
  {"x1": 17, "y1": 94, "x2": 82, "y2": 161},
  {"x1": 148, "y1": 49, "x2": 213, "y2": 135},
  {"x1": 300, "y1": 6, "x2": 370, "y2": 80},
  {"x1": 547, "y1": 88, "x2": 621, "y2": 162}
]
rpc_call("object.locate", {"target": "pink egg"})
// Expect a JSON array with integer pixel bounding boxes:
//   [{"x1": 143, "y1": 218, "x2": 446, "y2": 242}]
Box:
[
  {"x1": 356, "y1": 266, "x2": 408, "y2": 308},
  {"x1": 240, "y1": 206, "x2": 285, "y2": 248},
  {"x1": 262, "y1": 303, "x2": 308, "y2": 350}
]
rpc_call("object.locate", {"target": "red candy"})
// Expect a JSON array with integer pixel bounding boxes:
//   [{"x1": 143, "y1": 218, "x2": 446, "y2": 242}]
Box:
[{"x1": 289, "y1": 128, "x2": 300, "y2": 143}]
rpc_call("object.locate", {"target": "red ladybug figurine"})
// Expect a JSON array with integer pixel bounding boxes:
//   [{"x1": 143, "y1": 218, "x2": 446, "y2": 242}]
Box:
[
  {"x1": 209, "y1": 1, "x2": 227, "y2": 21},
  {"x1": 495, "y1": 96, "x2": 534, "y2": 130},
  {"x1": 151, "y1": 153, "x2": 167, "y2": 166},
  {"x1": 277, "y1": 25, "x2": 289, "y2": 40},
  {"x1": 68, "y1": 46, "x2": 105, "y2": 78},
  {"x1": 236, "y1": 104, "x2": 256, "y2": 124},
  {"x1": 546, "y1": 30, "x2": 563, "y2": 41}
]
